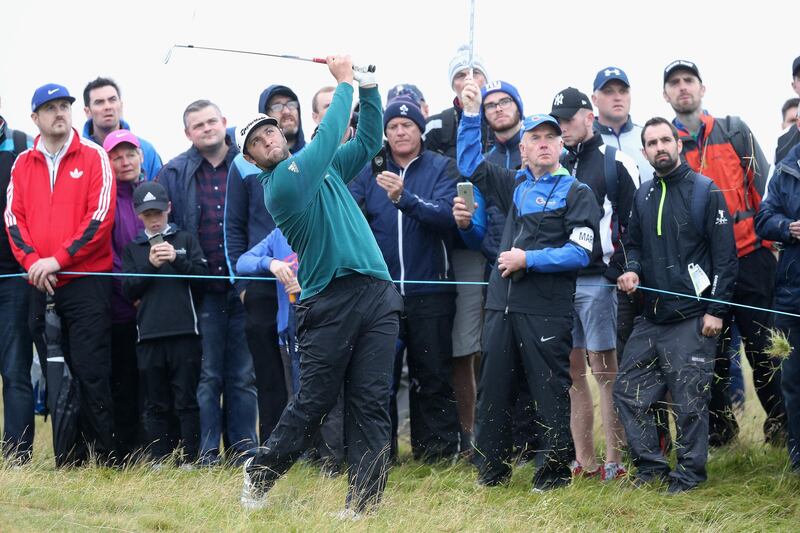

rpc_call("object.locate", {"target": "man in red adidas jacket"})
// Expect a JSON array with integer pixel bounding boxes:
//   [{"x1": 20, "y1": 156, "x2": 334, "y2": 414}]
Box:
[
  {"x1": 663, "y1": 61, "x2": 786, "y2": 447},
  {"x1": 4, "y1": 83, "x2": 116, "y2": 464}
]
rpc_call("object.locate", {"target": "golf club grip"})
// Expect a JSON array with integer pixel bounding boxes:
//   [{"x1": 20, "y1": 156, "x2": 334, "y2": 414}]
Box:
[{"x1": 312, "y1": 58, "x2": 376, "y2": 73}]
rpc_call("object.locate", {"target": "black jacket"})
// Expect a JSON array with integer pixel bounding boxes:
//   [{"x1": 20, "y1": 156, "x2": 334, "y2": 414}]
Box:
[
  {"x1": 626, "y1": 163, "x2": 738, "y2": 323},
  {"x1": 122, "y1": 224, "x2": 208, "y2": 341},
  {"x1": 561, "y1": 132, "x2": 638, "y2": 281},
  {"x1": 755, "y1": 143, "x2": 800, "y2": 313},
  {"x1": 0, "y1": 117, "x2": 30, "y2": 274}
]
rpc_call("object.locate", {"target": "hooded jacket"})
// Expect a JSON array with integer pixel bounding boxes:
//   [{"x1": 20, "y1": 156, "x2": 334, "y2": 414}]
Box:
[
  {"x1": 4, "y1": 129, "x2": 116, "y2": 285},
  {"x1": 458, "y1": 113, "x2": 601, "y2": 316},
  {"x1": 560, "y1": 132, "x2": 639, "y2": 281},
  {"x1": 122, "y1": 223, "x2": 207, "y2": 341},
  {"x1": 626, "y1": 163, "x2": 738, "y2": 323},
  {"x1": 82, "y1": 118, "x2": 163, "y2": 180},
  {"x1": 755, "y1": 143, "x2": 800, "y2": 312},
  {"x1": 350, "y1": 147, "x2": 458, "y2": 297},
  {"x1": 775, "y1": 124, "x2": 799, "y2": 165},
  {"x1": 258, "y1": 85, "x2": 307, "y2": 153}
]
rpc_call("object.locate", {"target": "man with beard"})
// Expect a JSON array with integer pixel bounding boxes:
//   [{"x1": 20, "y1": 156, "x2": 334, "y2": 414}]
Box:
[
  {"x1": 615, "y1": 117, "x2": 737, "y2": 493},
  {"x1": 259, "y1": 85, "x2": 307, "y2": 154},
  {"x1": 238, "y1": 56, "x2": 402, "y2": 518},
  {"x1": 662, "y1": 59, "x2": 785, "y2": 447}
]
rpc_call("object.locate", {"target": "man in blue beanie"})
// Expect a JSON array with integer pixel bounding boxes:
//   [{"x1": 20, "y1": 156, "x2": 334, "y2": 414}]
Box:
[{"x1": 350, "y1": 97, "x2": 461, "y2": 463}]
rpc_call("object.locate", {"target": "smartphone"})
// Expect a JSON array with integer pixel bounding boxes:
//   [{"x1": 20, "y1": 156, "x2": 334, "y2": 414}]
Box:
[
  {"x1": 149, "y1": 233, "x2": 164, "y2": 246},
  {"x1": 457, "y1": 182, "x2": 475, "y2": 214},
  {"x1": 371, "y1": 146, "x2": 387, "y2": 176}
]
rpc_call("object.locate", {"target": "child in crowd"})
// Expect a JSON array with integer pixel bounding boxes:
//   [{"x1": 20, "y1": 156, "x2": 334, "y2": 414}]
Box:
[
  {"x1": 122, "y1": 182, "x2": 208, "y2": 466},
  {"x1": 236, "y1": 227, "x2": 300, "y2": 395}
]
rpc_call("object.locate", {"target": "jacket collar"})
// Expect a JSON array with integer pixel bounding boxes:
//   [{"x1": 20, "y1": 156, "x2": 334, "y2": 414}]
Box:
[
  {"x1": 593, "y1": 116, "x2": 634, "y2": 136},
  {"x1": 520, "y1": 164, "x2": 570, "y2": 183},
  {"x1": 567, "y1": 131, "x2": 604, "y2": 157},
  {"x1": 655, "y1": 161, "x2": 692, "y2": 183},
  {"x1": 134, "y1": 222, "x2": 179, "y2": 244}
]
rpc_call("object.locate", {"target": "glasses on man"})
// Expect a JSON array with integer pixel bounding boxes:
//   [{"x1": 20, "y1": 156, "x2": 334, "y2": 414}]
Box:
[
  {"x1": 484, "y1": 97, "x2": 514, "y2": 113},
  {"x1": 268, "y1": 100, "x2": 299, "y2": 114}
]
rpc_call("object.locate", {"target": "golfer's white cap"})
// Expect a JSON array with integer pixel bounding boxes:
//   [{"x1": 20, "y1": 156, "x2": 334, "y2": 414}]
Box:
[{"x1": 236, "y1": 114, "x2": 279, "y2": 155}]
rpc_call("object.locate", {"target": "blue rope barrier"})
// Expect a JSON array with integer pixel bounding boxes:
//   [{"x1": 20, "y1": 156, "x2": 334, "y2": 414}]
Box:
[{"x1": 2, "y1": 271, "x2": 798, "y2": 319}]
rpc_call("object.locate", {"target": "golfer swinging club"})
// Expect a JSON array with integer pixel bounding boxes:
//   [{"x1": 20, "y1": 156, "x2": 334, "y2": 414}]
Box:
[{"x1": 236, "y1": 55, "x2": 403, "y2": 517}]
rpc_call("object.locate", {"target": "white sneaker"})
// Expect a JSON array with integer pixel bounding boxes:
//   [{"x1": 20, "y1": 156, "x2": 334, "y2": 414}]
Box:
[
  {"x1": 332, "y1": 509, "x2": 363, "y2": 522},
  {"x1": 240, "y1": 457, "x2": 269, "y2": 511}
]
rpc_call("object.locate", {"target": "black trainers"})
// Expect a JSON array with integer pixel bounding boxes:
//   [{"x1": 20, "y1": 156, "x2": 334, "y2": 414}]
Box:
[
  {"x1": 666, "y1": 480, "x2": 697, "y2": 495},
  {"x1": 531, "y1": 477, "x2": 571, "y2": 493}
]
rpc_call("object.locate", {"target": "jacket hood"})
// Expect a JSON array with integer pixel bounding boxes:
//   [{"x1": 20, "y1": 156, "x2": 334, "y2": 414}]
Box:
[
  {"x1": 777, "y1": 143, "x2": 800, "y2": 179},
  {"x1": 82, "y1": 117, "x2": 133, "y2": 141},
  {"x1": 134, "y1": 222, "x2": 179, "y2": 244},
  {"x1": 257, "y1": 85, "x2": 306, "y2": 153}
]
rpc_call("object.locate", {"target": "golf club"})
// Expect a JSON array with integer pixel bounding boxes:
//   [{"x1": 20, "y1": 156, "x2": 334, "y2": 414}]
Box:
[{"x1": 164, "y1": 44, "x2": 376, "y2": 73}]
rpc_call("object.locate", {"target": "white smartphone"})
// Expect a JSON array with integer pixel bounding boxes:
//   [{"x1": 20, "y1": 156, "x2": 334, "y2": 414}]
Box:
[{"x1": 457, "y1": 182, "x2": 475, "y2": 214}]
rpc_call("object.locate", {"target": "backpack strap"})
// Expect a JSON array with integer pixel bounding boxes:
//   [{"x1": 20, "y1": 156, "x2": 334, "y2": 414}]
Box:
[
  {"x1": 720, "y1": 116, "x2": 748, "y2": 165},
  {"x1": 11, "y1": 129, "x2": 28, "y2": 156},
  {"x1": 604, "y1": 145, "x2": 620, "y2": 243},
  {"x1": 690, "y1": 174, "x2": 714, "y2": 236},
  {"x1": 439, "y1": 108, "x2": 458, "y2": 152}
]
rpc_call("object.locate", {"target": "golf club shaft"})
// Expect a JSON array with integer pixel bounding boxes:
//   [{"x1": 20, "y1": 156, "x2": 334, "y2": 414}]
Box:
[{"x1": 166, "y1": 44, "x2": 375, "y2": 72}]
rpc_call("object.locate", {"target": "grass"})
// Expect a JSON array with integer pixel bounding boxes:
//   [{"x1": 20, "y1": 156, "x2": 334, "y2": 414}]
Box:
[{"x1": 1, "y1": 361, "x2": 799, "y2": 532}]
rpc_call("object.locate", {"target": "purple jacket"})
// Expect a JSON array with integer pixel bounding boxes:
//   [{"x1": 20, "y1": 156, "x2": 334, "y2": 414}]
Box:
[{"x1": 112, "y1": 180, "x2": 144, "y2": 323}]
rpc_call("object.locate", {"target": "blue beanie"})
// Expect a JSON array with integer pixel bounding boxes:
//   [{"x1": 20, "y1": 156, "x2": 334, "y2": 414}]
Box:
[
  {"x1": 481, "y1": 80, "x2": 524, "y2": 118},
  {"x1": 383, "y1": 97, "x2": 426, "y2": 133}
]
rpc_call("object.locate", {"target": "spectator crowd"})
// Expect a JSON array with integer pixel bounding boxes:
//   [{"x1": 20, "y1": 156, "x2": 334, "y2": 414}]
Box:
[{"x1": 1, "y1": 48, "x2": 800, "y2": 507}]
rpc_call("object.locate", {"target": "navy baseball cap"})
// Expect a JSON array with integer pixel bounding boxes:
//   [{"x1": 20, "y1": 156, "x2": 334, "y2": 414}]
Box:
[
  {"x1": 386, "y1": 83, "x2": 425, "y2": 105},
  {"x1": 31, "y1": 83, "x2": 75, "y2": 112},
  {"x1": 522, "y1": 114, "x2": 562, "y2": 135},
  {"x1": 593, "y1": 67, "x2": 630, "y2": 91},
  {"x1": 663, "y1": 59, "x2": 702, "y2": 84}
]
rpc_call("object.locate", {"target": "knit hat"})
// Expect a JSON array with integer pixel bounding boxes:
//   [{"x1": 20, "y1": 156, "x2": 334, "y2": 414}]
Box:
[
  {"x1": 448, "y1": 45, "x2": 489, "y2": 88},
  {"x1": 383, "y1": 98, "x2": 426, "y2": 133},
  {"x1": 386, "y1": 83, "x2": 425, "y2": 106},
  {"x1": 481, "y1": 80, "x2": 524, "y2": 118}
]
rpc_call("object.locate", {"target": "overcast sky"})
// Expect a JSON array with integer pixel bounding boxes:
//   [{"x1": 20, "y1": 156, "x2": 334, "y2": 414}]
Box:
[{"x1": 1, "y1": 0, "x2": 796, "y2": 166}]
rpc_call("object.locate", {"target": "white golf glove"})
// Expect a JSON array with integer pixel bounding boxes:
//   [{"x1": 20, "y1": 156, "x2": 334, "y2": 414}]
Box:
[{"x1": 353, "y1": 66, "x2": 377, "y2": 88}]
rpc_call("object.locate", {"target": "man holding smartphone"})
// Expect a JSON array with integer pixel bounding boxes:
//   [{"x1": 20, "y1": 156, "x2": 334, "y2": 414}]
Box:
[
  {"x1": 350, "y1": 97, "x2": 461, "y2": 462},
  {"x1": 456, "y1": 78, "x2": 601, "y2": 491}
]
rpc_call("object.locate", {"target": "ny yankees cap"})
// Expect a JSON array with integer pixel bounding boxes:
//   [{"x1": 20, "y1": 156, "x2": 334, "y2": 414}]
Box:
[
  {"x1": 31, "y1": 83, "x2": 75, "y2": 112},
  {"x1": 236, "y1": 113, "x2": 279, "y2": 155},
  {"x1": 102, "y1": 129, "x2": 141, "y2": 153},
  {"x1": 663, "y1": 59, "x2": 702, "y2": 84},
  {"x1": 134, "y1": 181, "x2": 170, "y2": 214},
  {"x1": 550, "y1": 87, "x2": 593, "y2": 119},
  {"x1": 593, "y1": 66, "x2": 630, "y2": 91}
]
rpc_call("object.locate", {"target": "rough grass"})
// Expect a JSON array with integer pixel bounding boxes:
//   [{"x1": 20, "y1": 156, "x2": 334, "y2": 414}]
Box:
[{"x1": 1, "y1": 361, "x2": 799, "y2": 532}]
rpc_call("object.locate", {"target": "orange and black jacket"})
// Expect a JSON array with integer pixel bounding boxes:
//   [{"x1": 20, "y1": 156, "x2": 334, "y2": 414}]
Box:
[{"x1": 674, "y1": 114, "x2": 769, "y2": 258}]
